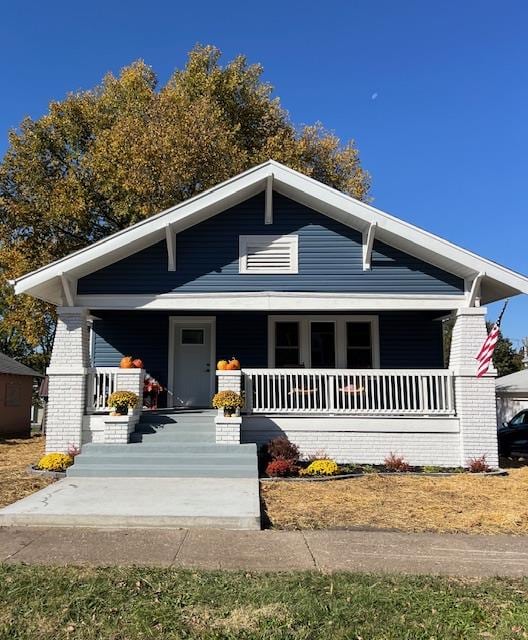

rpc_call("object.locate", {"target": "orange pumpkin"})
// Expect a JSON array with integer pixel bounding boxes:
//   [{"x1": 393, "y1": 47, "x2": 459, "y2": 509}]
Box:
[
  {"x1": 132, "y1": 358, "x2": 144, "y2": 369},
  {"x1": 217, "y1": 359, "x2": 228, "y2": 371},
  {"x1": 120, "y1": 356, "x2": 134, "y2": 369},
  {"x1": 226, "y1": 357, "x2": 241, "y2": 370}
]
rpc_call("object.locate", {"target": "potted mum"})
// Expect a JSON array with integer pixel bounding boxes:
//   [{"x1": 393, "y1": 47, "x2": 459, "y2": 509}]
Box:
[
  {"x1": 108, "y1": 391, "x2": 139, "y2": 416},
  {"x1": 212, "y1": 390, "x2": 243, "y2": 417}
]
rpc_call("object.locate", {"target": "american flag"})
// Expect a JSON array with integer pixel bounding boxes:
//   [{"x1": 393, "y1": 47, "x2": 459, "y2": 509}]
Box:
[{"x1": 475, "y1": 301, "x2": 508, "y2": 377}]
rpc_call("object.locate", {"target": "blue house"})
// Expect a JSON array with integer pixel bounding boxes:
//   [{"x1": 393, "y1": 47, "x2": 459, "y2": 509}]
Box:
[{"x1": 13, "y1": 161, "x2": 528, "y2": 470}]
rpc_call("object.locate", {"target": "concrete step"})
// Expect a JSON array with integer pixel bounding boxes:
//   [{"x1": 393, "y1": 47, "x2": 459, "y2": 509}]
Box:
[
  {"x1": 130, "y1": 432, "x2": 216, "y2": 444},
  {"x1": 82, "y1": 442, "x2": 256, "y2": 455},
  {"x1": 67, "y1": 464, "x2": 258, "y2": 478},
  {"x1": 73, "y1": 453, "x2": 257, "y2": 466}
]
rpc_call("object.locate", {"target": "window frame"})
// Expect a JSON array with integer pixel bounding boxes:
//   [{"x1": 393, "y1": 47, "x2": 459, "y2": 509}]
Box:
[
  {"x1": 239, "y1": 235, "x2": 299, "y2": 275},
  {"x1": 268, "y1": 315, "x2": 380, "y2": 368}
]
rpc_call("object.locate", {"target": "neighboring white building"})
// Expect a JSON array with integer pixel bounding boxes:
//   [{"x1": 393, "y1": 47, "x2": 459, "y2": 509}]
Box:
[
  {"x1": 496, "y1": 368, "x2": 528, "y2": 425},
  {"x1": 11, "y1": 160, "x2": 528, "y2": 469}
]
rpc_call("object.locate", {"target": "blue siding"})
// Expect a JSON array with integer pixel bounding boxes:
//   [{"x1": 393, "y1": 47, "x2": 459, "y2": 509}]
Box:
[
  {"x1": 79, "y1": 194, "x2": 464, "y2": 295},
  {"x1": 92, "y1": 310, "x2": 446, "y2": 406}
]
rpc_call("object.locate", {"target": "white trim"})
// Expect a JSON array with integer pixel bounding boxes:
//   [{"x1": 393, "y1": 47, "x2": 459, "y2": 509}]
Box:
[
  {"x1": 167, "y1": 316, "x2": 216, "y2": 408},
  {"x1": 362, "y1": 222, "x2": 377, "y2": 271},
  {"x1": 13, "y1": 160, "x2": 528, "y2": 306},
  {"x1": 165, "y1": 224, "x2": 176, "y2": 272},
  {"x1": 267, "y1": 314, "x2": 380, "y2": 368},
  {"x1": 76, "y1": 292, "x2": 467, "y2": 311},
  {"x1": 242, "y1": 415, "x2": 460, "y2": 433},
  {"x1": 238, "y1": 234, "x2": 298, "y2": 274},
  {"x1": 265, "y1": 173, "x2": 273, "y2": 224}
]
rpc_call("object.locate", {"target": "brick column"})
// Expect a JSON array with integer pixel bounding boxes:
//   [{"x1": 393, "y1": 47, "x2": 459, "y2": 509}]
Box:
[
  {"x1": 216, "y1": 370, "x2": 242, "y2": 394},
  {"x1": 116, "y1": 369, "x2": 145, "y2": 414},
  {"x1": 45, "y1": 307, "x2": 90, "y2": 453},
  {"x1": 450, "y1": 307, "x2": 498, "y2": 467}
]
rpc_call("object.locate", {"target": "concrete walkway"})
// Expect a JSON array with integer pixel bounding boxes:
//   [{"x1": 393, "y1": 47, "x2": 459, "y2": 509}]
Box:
[
  {"x1": 0, "y1": 478, "x2": 260, "y2": 530},
  {"x1": 2, "y1": 527, "x2": 528, "y2": 576}
]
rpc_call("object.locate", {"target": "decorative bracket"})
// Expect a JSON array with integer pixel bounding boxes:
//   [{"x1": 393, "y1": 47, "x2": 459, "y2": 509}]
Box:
[
  {"x1": 59, "y1": 272, "x2": 76, "y2": 307},
  {"x1": 165, "y1": 223, "x2": 176, "y2": 272},
  {"x1": 467, "y1": 272, "x2": 484, "y2": 307},
  {"x1": 265, "y1": 173, "x2": 273, "y2": 225},
  {"x1": 362, "y1": 222, "x2": 377, "y2": 270}
]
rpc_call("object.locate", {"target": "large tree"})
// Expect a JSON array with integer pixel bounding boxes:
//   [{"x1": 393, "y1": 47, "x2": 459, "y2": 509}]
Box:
[{"x1": 0, "y1": 45, "x2": 370, "y2": 369}]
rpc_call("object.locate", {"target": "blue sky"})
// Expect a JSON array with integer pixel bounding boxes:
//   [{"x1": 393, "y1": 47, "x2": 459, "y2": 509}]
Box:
[{"x1": 1, "y1": 0, "x2": 527, "y2": 344}]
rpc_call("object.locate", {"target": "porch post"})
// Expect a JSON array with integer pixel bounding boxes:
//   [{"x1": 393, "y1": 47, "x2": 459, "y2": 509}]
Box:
[
  {"x1": 449, "y1": 307, "x2": 498, "y2": 467},
  {"x1": 45, "y1": 307, "x2": 90, "y2": 453}
]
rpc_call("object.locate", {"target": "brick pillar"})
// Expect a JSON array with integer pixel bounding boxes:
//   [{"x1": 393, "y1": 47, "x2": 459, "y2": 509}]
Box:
[
  {"x1": 45, "y1": 307, "x2": 90, "y2": 453},
  {"x1": 116, "y1": 369, "x2": 145, "y2": 414},
  {"x1": 216, "y1": 370, "x2": 242, "y2": 394},
  {"x1": 450, "y1": 307, "x2": 498, "y2": 467}
]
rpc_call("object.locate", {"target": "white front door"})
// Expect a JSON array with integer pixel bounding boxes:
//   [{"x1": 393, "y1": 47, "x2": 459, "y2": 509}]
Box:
[{"x1": 172, "y1": 322, "x2": 212, "y2": 407}]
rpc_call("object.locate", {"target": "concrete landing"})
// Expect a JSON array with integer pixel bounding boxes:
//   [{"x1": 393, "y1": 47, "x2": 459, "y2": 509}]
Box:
[{"x1": 0, "y1": 478, "x2": 261, "y2": 530}]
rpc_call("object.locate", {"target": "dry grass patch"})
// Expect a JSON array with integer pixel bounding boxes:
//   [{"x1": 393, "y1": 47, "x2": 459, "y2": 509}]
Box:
[
  {"x1": 183, "y1": 603, "x2": 292, "y2": 633},
  {"x1": 261, "y1": 468, "x2": 528, "y2": 534},
  {"x1": 0, "y1": 435, "x2": 54, "y2": 508}
]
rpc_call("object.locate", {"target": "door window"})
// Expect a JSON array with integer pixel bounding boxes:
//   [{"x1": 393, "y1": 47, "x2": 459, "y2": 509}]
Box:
[{"x1": 181, "y1": 328, "x2": 205, "y2": 345}]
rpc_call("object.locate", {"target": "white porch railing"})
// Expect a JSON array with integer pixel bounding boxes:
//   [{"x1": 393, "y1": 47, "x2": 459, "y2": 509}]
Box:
[
  {"x1": 85, "y1": 367, "x2": 144, "y2": 413},
  {"x1": 242, "y1": 369, "x2": 455, "y2": 416}
]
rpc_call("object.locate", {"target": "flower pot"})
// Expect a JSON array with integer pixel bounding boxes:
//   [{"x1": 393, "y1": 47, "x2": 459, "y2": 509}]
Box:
[{"x1": 224, "y1": 408, "x2": 234, "y2": 418}]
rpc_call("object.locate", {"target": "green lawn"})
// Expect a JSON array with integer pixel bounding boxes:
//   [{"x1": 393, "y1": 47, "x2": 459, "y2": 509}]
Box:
[{"x1": 1, "y1": 566, "x2": 528, "y2": 639}]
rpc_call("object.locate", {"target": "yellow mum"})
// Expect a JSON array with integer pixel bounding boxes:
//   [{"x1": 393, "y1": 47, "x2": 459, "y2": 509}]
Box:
[
  {"x1": 300, "y1": 459, "x2": 339, "y2": 477},
  {"x1": 37, "y1": 453, "x2": 74, "y2": 472}
]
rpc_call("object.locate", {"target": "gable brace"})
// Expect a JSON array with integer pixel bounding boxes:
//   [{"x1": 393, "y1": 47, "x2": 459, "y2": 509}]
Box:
[
  {"x1": 467, "y1": 272, "x2": 484, "y2": 307},
  {"x1": 362, "y1": 222, "x2": 377, "y2": 271},
  {"x1": 59, "y1": 272, "x2": 75, "y2": 307},
  {"x1": 165, "y1": 223, "x2": 176, "y2": 271},
  {"x1": 265, "y1": 173, "x2": 273, "y2": 224}
]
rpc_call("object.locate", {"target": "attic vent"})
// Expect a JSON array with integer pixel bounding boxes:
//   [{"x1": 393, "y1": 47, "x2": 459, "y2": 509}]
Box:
[{"x1": 239, "y1": 235, "x2": 299, "y2": 274}]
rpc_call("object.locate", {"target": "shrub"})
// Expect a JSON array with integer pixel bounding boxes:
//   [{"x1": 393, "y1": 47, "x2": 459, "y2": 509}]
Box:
[
  {"x1": 384, "y1": 452, "x2": 411, "y2": 472},
  {"x1": 423, "y1": 465, "x2": 442, "y2": 474},
  {"x1": 108, "y1": 391, "x2": 139, "y2": 415},
  {"x1": 212, "y1": 390, "x2": 243, "y2": 412},
  {"x1": 266, "y1": 458, "x2": 298, "y2": 477},
  {"x1": 467, "y1": 455, "x2": 490, "y2": 473},
  {"x1": 300, "y1": 459, "x2": 340, "y2": 477},
  {"x1": 267, "y1": 437, "x2": 300, "y2": 462},
  {"x1": 37, "y1": 453, "x2": 73, "y2": 472}
]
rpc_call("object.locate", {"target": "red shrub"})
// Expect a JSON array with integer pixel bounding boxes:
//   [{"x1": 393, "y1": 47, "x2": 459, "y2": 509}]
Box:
[
  {"x1": 265, "y1": 458, "x2": 298, "y2": 477},
  {"x1": 266, "y1": 437, "x2": 300, "y2": 462},
  {"x1": 467, "y1": 455, "x2": 490, "y2": 473},
  {"x1": 384, "y1": 452, "x2": 411, "y2": 472}
]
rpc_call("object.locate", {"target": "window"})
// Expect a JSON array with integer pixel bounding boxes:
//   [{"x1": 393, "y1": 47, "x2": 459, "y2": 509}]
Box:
[
  {"x1": 510, "y1": 411, "x2": 528, "y2": 427},
  {"x1": 5, "y1": 383, "x2": 21, "y2": 407},
  {"x1": 181, "y1": 328, "x2": 205, "y2": 345},
  {"x1": 239, "y1": 235, "x2": 298, "y2": 274},
  {"x1": 275, "y1": 322, "x2": 301, "y2": 367},
  {"x1": 269, "y1": 315, "x2": 379, "y2": 368},
  {"x1": 346, "y1": 322, "x2": 373, "y2": 368},
  {"x1": 311, "y1": 322, "x2": 336, "y2": 368}
]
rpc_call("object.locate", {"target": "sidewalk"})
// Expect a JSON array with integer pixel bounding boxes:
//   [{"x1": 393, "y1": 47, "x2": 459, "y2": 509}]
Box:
[{"x1": 2, "y1": 526, "x2": 528, "y2": 576}]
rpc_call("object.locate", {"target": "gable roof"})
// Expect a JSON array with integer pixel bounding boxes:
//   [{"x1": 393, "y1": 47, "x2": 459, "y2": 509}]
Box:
[
  {"x1": 0, "y1": 352, "x2": 42, "y2": 377},
  {"x1": 12, "y1": 160, "x2": 528, "y2": 305}
]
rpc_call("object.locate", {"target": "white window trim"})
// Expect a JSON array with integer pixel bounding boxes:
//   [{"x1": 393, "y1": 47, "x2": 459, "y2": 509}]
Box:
[
  {"x1": 267, "y1": 314, "x2": 380, "y2": 369},
  {"x1": 239, "y1": 235, "x2": 299, "y2": 274}
]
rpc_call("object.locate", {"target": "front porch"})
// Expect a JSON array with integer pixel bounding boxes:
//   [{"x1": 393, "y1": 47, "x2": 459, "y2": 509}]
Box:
[{"x1": 44, "y1": 305, "x2": 498, "y2": 467}]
